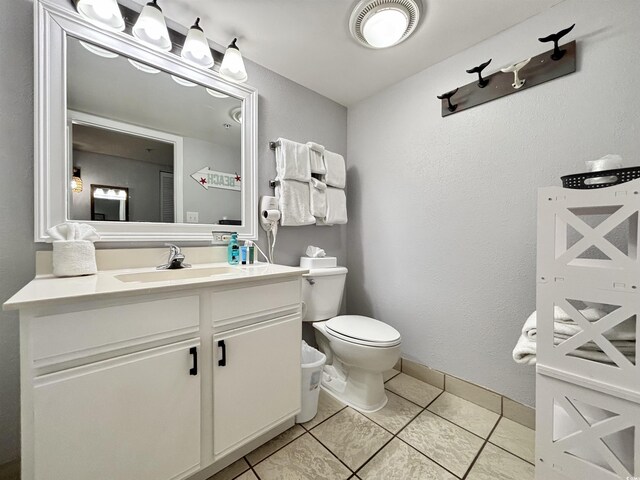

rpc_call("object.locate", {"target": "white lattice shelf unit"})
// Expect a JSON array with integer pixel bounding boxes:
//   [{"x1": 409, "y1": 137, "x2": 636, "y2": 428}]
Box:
[{"x1": 536, "y1": 178, "x2": 640, "y2": 479}]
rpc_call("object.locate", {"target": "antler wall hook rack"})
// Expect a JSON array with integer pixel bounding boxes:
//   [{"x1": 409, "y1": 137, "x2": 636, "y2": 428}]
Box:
[{"x1": 437, "y1": 24, "x2": 577, "y2": 117}]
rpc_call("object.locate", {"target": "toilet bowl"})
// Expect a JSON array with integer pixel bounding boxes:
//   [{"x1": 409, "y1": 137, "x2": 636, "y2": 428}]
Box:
[{"x1": 300, "y1": 256, "x2": 401, "y2": 412}]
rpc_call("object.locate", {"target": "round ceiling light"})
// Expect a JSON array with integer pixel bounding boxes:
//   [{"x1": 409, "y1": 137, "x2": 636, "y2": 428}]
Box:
[{"x1": 349, "y1": 0, "x2": 421, "y2": 49}]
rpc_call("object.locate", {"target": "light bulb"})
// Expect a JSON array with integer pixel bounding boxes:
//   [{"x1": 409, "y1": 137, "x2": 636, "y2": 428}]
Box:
[
  {"x1": 132, "y1": 0, "x2": 172, "y2": 52},
  {"x1": 219, "y1": 38, "x2": 248, "y2": 83},
  {"x1": 76, "y1": 0, "x2": 125, "y2": 32},
  {"x1": 182, "y1": 18, "x2": 214, "y2": 68},
  {"x1": 362, "y1": 8, "x2": 408, "y2": 48}
]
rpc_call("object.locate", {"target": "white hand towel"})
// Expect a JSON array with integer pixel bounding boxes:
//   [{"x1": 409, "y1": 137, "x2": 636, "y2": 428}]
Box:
[
  {"x1": 309, "y1": 178, "x2": 327, "y2": 218},
  {"x1": 322, "y1": 150, "x2": 346, "y2": 188},
  {"x1": 523, "y1": 308, "x2": 635, "y2": 341},
  {"x1": 306, "y1": 142, "x2": 326, "y2": 174},
  {"x1": 324, "y1": 187, "x2": 347, "y2": 225},
  {"x1": 47, "y1": 222, "x2": 100, "y2": 277},
  {"x1": 276, "y1": 180, "x2": 316, "y2": 226},
  {"x1": 276, "y1": 138, "x2": 311, "y2": 182}
]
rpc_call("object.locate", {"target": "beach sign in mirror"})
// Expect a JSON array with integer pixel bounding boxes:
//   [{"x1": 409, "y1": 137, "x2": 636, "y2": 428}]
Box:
[{"x1": 191, "y1": 167, "x2": 241, "y2": 191}]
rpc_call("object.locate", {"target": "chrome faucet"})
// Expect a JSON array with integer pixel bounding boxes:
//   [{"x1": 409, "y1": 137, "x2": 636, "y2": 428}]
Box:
[{"x1": 157, "y1": 244, "x2": 191, "y2": 270}]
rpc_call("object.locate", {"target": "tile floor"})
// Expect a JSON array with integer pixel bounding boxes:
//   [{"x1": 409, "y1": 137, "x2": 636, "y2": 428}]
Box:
[{"x1": 210, "y1": 370, "x2": 535, "y2": 480}]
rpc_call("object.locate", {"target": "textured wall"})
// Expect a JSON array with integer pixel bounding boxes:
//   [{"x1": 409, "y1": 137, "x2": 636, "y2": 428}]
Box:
[
  {"x1": 0, "y1": 0, "x2": 346, "y2": 464},
  {"x1": 346, "y1": 0, "x2": 640, "y2": 406}
]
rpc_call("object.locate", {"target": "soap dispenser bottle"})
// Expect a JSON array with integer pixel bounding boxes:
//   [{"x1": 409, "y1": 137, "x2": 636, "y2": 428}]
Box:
[{"x1": 227, "y1": 233, "x2": 240, "y2": 265}]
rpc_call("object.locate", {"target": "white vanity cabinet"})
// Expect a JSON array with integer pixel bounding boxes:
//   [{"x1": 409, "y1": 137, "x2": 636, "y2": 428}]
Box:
[{"x1": 6, "y1": 265, "x2": 306, "y2": 480}]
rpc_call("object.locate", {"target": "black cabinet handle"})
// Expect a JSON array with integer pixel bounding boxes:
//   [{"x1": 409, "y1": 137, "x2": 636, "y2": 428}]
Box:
[
  {"x1": 189, "y1": 347, "x2": 198, "y2": 376},
  {"x1": 218, "y1": 340, "x2": 226, "y2": 367}
]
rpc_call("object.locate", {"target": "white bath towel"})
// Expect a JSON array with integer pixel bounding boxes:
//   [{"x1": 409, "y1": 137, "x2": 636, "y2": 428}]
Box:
[
  {"x1": 309, "y1": 178, "x2": 327, "y2": 218},
  {"x1": 523, "y1": 308, "x2": 636, "y2": 342},
  {"x1": 307, "y1": 142, "x2": 326, "y2": 174},
  {"x1": 512, "y1": 333, "x2": 636, "y2": 365},
  {"x1": 276, "y1": 180, "x2": 315, "y2": 226},
  {"x1": 47, "y1": 222, "x2": 100, "y2": 277},
  {"x1": 324, "y1": 187, "x2": 348, "y2": 225},
  {"x1": 322, "y1": 150, "x2": 346, "y2": 188},
  {"x1": 276, "y1": 138, "x2": 311, "y2": 182}
]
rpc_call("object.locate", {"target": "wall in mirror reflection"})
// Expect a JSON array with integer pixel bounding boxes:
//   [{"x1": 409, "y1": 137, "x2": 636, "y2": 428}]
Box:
[{"x1": 67, "y1": 36, "x2": 243, "y2": 226}]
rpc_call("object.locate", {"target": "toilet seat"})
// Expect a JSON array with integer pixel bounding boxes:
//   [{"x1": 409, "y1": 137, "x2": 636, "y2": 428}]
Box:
[{"x1": 325, "y1": 315, "x2": 401, "y2": 347}]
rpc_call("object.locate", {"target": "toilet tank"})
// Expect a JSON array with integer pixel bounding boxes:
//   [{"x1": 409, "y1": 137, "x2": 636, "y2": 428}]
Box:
[{"x1": 300, "y1": 258, "x2": 348, "y2": 322}]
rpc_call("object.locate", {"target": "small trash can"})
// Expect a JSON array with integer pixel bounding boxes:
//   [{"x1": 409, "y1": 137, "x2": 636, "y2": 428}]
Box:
[{"x1": 296, "y1": 341, "x2": 326, "y2": 423}]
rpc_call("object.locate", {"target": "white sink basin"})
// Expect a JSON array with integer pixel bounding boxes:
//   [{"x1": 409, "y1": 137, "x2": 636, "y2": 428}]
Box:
[{"x1": 115, "y1": 267, "x2": 238, "y2": 283}]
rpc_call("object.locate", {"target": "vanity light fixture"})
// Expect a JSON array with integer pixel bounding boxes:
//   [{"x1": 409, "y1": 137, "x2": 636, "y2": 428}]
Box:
[
  {"x1": 132, "y1": 0, "x2": 172, "y2": 52},
  {"x1": 349, "y1": 0, "x2": 421, "y2": 49},
  {"x1": 219, "y1": 38, "x2": 248, "y2": 83},
  {"x1": 181, "y1": 18, "x2": 214, "y2": 68},
  {"x1": 79, "y1": 40, "x2": 119, "y2": 59},
  {"x1": 128, "y1": 59, "x2": 161, "y2": 74},
  {"x1": 75, "y1": 0, "x2": 125, "y2": 32}
]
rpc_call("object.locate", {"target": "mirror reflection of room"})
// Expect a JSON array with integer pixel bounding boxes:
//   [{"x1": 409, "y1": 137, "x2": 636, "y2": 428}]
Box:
[{"x1": 66, "y1": 35, "x2": 243, "y2": 225}]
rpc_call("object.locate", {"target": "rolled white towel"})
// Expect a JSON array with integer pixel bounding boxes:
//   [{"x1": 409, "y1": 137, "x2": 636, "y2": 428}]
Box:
[
  {"x1": 309, "y1": 178, "x2": 327, "y2": 218},
  {"x1": 47, "y1": 222, "x2": 100, "y2": 277},
  {"x1": 322, "y1": 150, "x2": 346, "y2": 188},
  {"x1": 307, "y1": 142, "x2": 326, "y2": 175},
  {"x1": 523, "y1": 308, "x2": 635, "y2": 341}
]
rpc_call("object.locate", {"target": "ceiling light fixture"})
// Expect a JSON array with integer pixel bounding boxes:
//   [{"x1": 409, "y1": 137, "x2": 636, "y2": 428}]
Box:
[
  {"x1": 182, "y1": 18, "x2": 214, "y2": 68},
  {"x1": 75, "y1": 0, "x2": 125, "y2": 32},
  {"x1": 230, "y1": 107, "x2": 242, "y2": 124},
  {"x1": 349, "y1": 0, "x2": 421, "y2": 49},
  {"x1": 132, "y1": 0, "x2": 172, "y2": 52},
  {"x1": 219, "y1": 38, "x2": 248, "y2": 83}
]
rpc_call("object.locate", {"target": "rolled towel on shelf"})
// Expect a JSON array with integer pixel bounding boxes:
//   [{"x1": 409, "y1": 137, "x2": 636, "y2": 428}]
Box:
[
  {"x1": 276, "y1": 138, "x2": 311, "y2": 182},
  {"x1": 307, "y1": 142, "x2": 326, "y2": 175},
  {"x1": 322, "y1": 150, "x2": 346, "y2": 188},
  {"x1": 275, "y1": 180, "x2": 316, "y2": 226},
  {"x1": 47, "y1": 222, "x2": 100, "y2": 277},
  {"x1": 309, "y1": 178, "x2": 327, "y2": 218},
  {"x1": 324, "y1": 187, "x2": 348, "y2": 225}
]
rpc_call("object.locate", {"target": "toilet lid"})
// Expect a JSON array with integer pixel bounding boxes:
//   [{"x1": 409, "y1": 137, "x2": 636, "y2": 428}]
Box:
[{"x1": 325, "y1": 315, "x2": 401, "y2": 347}]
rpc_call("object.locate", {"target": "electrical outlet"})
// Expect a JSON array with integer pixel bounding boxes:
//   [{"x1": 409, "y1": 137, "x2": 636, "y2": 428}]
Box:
[
  {"x1": 211, "y1": 232, "x2": 232, "y2": 243},
  {"x1": 186, "y1": 211, "x2": 199, "y2": 223}
]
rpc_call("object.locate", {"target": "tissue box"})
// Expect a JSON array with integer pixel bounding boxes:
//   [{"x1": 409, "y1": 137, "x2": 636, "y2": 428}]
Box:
[
  {"x1": 300, "y1": 256, "x2": 337, "y2": 269},
  {"x1": 52, "y1": 240, "x2": 97, "y2": 277}
]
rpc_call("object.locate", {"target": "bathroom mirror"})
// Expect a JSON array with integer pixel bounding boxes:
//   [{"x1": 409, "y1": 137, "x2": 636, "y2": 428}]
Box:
[{"x1": 35, "y1": 0, "x2": 258, "y2": 242}]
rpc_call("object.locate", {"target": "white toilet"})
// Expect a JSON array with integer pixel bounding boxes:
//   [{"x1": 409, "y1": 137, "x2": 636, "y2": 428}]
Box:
[{"x1": 300, "y1": 256, "x2": 401, "y2": 413}]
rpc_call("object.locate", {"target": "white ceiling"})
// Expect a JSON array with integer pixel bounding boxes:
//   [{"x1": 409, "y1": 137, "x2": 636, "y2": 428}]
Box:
[{"x1": 125, "y1": 0, "x2": 563, "y2": 106}]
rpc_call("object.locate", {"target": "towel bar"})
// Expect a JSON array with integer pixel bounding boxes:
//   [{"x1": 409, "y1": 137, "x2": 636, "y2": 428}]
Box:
[
  {"x1": 269, "y1": 179, "x2": 279, "y2": 188},
  {"x1": 269, "y1": 141, "x2": 281, "y2": 150}
]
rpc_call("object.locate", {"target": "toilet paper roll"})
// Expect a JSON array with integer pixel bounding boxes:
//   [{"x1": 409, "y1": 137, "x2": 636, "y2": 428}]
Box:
[{"x1": 262, "y1": 209, "x2": 281, "y2": 222}]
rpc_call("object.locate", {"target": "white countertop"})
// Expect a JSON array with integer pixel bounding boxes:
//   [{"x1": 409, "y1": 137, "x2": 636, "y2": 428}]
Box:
[{"x1": 4, "y1": 262, "x2": 308, "y2": 311}]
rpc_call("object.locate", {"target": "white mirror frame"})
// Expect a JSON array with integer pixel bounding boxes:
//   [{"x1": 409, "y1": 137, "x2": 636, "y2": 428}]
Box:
[{"x1": 35, "y1": 0, "x2": 258, "y2": 242}]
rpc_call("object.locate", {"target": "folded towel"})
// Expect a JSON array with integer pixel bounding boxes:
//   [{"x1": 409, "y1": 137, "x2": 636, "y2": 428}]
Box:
[
  {"x1": 47, "y1": 222, "x2": 100, "y2": 277},
  {"x1": 276, "y1": 138, "x2": 311, "y2": 182},
  {"x1": 523, "y1": 308, "x2": 635, "y2": 342},
  {"x1": 512, "y1": 333, "x2": 636, "y2": 365},
  {"x1": 324, "y1": 187, "x2": 347, "y2": 225},
  {"x1": 322, "y1": 150, "x2": 346, "y2": 188},
  {"x1": 309, "y1": 178, "x2": 327, "y2": 218},
  {"x1": 276, "y1": 180, "x2": 315, "y2": 226},
  {"x1": 307, "y1": 142, "x2": 326, "y2": 174}
]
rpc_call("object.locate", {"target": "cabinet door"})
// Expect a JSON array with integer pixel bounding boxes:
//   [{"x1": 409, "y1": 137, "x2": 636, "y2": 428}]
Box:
[
  {"x1": 213, "y1": 314, "x2": 301, "y2": 457},
  {"x1": 33, "y1": 339, "x2": 201, "y2": 480}
]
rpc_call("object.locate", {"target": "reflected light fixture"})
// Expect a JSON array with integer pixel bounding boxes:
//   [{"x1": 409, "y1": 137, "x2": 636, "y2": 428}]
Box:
[
  {"x1": 182, "y1": 18, "x2": 214, "y2": 68},
  {"x1": 230, "y1": 107, "x2": 242, "y2": 124},
  {"x1": 349, "y1": 0, "x2": 421, "y2": 49},
  {"x1": 75, "y1": 0, "x2": 125, "y2": 32},
  {"x1": 132, "y1": 0, "x2": 172, "y2": 52},
  {"x1": 219, "y1": 38, "x2": 248, "y2": 83},
  {"x1": 171, "y1": 75, "x2": 197, "y2": 87},
  {"x1": 128, "y1": 59, "x2": 161, "y2": 74},
  {"x1": 79, "y1": 40, "x2": 119, "y2": 59},
  {"x1": 206, "y1": 88, "x2": 229, "y2": 99},
  {"x1": 71, "y1": 168, "x2": 83, "y2": 193}
]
